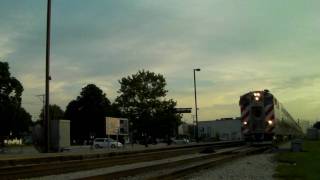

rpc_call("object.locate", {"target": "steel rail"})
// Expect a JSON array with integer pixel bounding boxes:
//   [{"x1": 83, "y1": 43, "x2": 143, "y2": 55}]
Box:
[
  {"x1": 0, "y1": 141, "x2": 244, "y2": 179},
  {"x1": 0, "y1": 141, "x2": 244, "y2": 168},
  {"x1": 148, "y1": 146, "x2": 269, "y2": 180},
  {"x1": 79, "y1": 146, "x2": 269, "y2": 180}
]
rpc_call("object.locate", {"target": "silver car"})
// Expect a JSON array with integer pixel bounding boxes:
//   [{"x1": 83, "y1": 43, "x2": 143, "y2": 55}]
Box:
[
  {"x1": 171, "y1": 137, "x2": 190, "y2": 144},
  {"x1": 93, "y1": 138, "x2": 123, "y2": 149}
]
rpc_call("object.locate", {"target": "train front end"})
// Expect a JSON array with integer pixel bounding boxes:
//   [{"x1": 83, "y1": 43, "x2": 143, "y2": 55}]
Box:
[{"x1": 239, "y1": 90, "x2": 275, "y2": 142}]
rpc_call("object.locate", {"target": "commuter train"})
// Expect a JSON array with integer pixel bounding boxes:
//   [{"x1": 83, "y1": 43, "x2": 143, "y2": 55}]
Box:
[{"x1": 239, "y1": 90, "x2": 302, "y2": 143}]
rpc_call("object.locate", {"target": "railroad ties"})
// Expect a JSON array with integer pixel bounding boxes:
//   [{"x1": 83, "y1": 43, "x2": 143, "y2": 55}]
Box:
[{"x1": 0, "y1": 141, "x2": 270, "y2": 180}]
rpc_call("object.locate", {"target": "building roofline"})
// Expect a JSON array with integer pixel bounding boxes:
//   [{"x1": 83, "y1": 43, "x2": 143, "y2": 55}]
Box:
[{"x1": 199, "y1": 117, "x2": 240, "y2": 123}]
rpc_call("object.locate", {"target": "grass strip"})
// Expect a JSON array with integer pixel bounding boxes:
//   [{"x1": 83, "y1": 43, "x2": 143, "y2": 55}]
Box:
[{"x1": 274, "y1": 140, "x2": 320, "y2": 180}]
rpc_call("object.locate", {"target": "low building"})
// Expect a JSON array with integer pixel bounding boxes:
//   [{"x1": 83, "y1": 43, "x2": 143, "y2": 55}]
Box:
[
  {"x1": 198, "y1": 117, "x2": 242, "y2": 141},
  {"x1": 306, "y1": 128, "x2": 319, "y2": 140},
  {"x1": 105, "y1": 117, "x2": 129, "y2": 143},
  {"x1": 299, "y1": 120, "x2": 311, "y2": 134},
  {"x1": 178, "y1": 122, "x2": 193, "y2": 137}
]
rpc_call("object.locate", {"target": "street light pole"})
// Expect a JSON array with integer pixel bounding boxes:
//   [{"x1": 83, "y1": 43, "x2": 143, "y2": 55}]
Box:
[
  {"x1": 192, "y1": 114, "x2": 195, "y2": 139},
  {"x1": 44, "y1": 0, "x2": 51, "y2": 153},
  {"x1": 193, "y1": 68, "x2": 200, "y2": 143}
]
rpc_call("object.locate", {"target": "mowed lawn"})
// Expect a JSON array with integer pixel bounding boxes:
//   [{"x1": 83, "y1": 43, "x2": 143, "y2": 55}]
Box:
[{"x1": 275, "y1": 140, "x2": 320, "y2": 180}]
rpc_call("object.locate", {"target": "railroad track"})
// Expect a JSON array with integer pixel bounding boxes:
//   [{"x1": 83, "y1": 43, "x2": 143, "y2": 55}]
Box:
[
  {"x1": 80, "y1": 146, "x2": 269, "y2": 180},
  {"x1": 0, "y1": 141, "x2": 244, "y2": 179}
]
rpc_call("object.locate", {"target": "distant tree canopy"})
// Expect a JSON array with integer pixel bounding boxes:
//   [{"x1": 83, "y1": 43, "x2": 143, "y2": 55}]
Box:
[
  {"x1": 13, "y1": 107, "x2": 32, "y2": 136},
  {"x1": 0, "y1": 61, "x2": 32, "y2": 138},
  {"x1": 39, "y1": 104, "x2": 64, "y2": 122},
  {"x1": 115, "y1": 70, "x2": 182, "y2": 140},
  {"x1": 313, "y1": 121, "x2": 320, "y2": 129},
  {"x1": 65, "y1": 84, "x2": 112, "y2": 143}
]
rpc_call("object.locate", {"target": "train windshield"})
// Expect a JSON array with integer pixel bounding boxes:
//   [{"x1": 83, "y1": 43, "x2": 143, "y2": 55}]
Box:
[
  {"x1": 252, "y1": 106, "x2": 263, "y2": 118},
  {"x1": 264, "y1": 96, "x2": 273, "y2": 106}
]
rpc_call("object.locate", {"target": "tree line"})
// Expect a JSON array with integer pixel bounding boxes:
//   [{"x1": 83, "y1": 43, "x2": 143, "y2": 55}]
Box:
[
  {"x1": 1, "y1": 61, "x2": 182, "y2": 145},
  {"x1": 0, "y1": 62, "x2": 33, "y2": 146},
  {"x1": 65, "y1": 70, "x2": 182, "y2": 144}
]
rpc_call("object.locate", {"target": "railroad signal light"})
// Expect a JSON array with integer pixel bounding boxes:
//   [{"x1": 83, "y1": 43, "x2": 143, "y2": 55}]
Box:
[{"x1": 267, "y1": 120, "x2": 273, "y2": 125}]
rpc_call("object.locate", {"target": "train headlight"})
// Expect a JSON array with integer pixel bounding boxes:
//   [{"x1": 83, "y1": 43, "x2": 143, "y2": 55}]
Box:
[
  {"x1": 255, "y1": 97, "x2": 260, "y2": 101},
  {"x1": 254, "y1": 92, "x2": 261, "y2": 97},
  {"x1": 243, "y1": 121, "x2": 248, "y2": 125},
  {"x1": 267, "y1": 120, "x2": 273, "y2": 125}
]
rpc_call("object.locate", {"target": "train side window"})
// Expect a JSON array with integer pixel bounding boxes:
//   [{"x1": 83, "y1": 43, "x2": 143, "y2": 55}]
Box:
[{"x1": 274, "y1": 98, "x2": 278, "y2": 106}]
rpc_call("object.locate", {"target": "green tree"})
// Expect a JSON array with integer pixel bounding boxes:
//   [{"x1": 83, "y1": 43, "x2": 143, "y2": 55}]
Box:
[
  {"x1": 14, "y1": 107, "x2": 33, "y2": 137},
  {"x1": 0, "y1": 61, "x2": 32, "y2": 140},
  {"x1": 116, "y1": 70, "x2": 182, "y2": 140},
  {"x1": 313, "y1": 121, "x2": 320, "y2": 129},
  {"x1": 65, "y1": 84, "x2": 111, "y2": 143},
  {"x1": 39, "y1": 104, "x2": 64, "y2": 122}
]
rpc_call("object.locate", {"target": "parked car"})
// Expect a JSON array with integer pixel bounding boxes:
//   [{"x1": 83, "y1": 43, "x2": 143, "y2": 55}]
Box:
[
  {"x1": 171, "y1": 137, "x2": 190, "y2": 144},
  {"x1": 93, "y1": 138, "x2": 123, "y2": 149}
]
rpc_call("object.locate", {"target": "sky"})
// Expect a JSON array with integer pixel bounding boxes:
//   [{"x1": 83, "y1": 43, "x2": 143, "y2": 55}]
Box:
[{"x1": 1, "y1": 0, "x2": 320, "y2": 124}]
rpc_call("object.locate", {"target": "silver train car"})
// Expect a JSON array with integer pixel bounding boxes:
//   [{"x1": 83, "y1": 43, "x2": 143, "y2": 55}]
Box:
[{"x1": 239, "y1": 90, "x2": 302, "y2": 143}]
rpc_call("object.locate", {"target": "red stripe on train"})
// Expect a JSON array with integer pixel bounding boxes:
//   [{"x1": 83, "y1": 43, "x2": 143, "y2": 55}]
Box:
[
  {"x1": 241, "y1": 105, "x2": 248, "y2": 113},
  {"x1": 265, "y1": 105, "x2": 274, "y2": 115},
  {"x1": 241, "y1": 111, "x2": 249, "y2": 120}
]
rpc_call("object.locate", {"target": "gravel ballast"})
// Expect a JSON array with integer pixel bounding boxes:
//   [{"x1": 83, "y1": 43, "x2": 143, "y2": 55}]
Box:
[
  {"x1": 182, "y1": 153, "x2": 276, "y2": 180},
  {"x1": 25, "y1": 148, "x2": 275, "y2": 180}
]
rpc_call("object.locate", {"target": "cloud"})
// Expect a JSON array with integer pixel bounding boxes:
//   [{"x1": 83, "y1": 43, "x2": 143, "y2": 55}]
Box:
[{"x1": 1, "y1": 0, "x2": 320, "y2": 121}]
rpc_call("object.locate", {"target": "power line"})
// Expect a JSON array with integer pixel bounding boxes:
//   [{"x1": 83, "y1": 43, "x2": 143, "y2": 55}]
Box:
[{"x1": 35, "y1": 94, "x2": 45, "y2": 122}]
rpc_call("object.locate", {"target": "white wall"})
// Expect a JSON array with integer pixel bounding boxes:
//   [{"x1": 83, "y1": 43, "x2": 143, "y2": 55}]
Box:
[{"x1": 198, "y1": 119, "x2": 242, "y2": 140}]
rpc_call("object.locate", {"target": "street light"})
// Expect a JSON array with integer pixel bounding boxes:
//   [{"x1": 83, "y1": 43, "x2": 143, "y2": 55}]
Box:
[
  {"x1": 193, "y1": 68, "x2": 200, "y2": 143},
  {"x1": 192, "y1": 114, "x2": 196, "y2": 139}
]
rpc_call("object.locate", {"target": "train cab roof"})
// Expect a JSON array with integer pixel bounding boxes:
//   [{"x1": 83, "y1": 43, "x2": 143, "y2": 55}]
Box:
[{"x1": 239, "y1": 90, "x2": 273, "y2": 105}]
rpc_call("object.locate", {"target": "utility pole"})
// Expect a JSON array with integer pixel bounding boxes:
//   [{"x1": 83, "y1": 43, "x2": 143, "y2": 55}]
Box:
[{"x1": 45, "y1": 0, "x2": 52, "y2": 153}]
